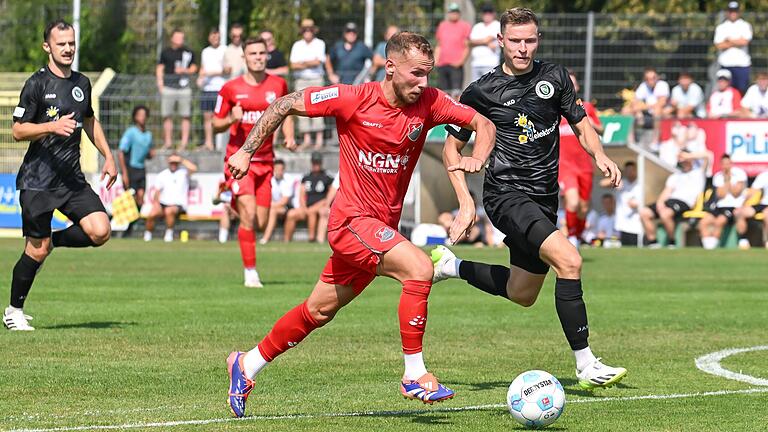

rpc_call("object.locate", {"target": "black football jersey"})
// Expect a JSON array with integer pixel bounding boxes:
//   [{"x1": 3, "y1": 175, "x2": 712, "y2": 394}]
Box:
[
  {"x1": 447, "y1": 60, "x2": 585, "y2": 197},
  {"x1": 12, "y1": 65, "x2": 94, "y2": 191}
]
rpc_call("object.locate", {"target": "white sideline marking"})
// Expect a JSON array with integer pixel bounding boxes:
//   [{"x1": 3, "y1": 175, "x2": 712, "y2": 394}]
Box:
[
  {"x1": 695, "y1": 345, "x2": 768, "y2": 387},
  {"x1": 8, "y1": 388, "x2": 768, "y2": 432}
]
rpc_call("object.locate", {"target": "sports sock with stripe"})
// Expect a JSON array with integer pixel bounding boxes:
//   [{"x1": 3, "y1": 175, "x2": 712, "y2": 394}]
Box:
[
  {"x1": 398, "y1": 280, "x2": 431, "y2": 355},
  {"x1": 10, "y1": 253, "x2": 41, "y2": 309},
  {"x1": 555, "y1": 278, "x2": 589, "y2": 351},
  {"x1": 257, "y1": 301, "x2": 320, "y2": 363}
]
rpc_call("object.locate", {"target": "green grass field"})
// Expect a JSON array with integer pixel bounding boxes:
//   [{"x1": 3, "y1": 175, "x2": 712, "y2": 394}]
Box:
[{"x1": 1, "y1": 239, "x2": 767, "y2": 432}]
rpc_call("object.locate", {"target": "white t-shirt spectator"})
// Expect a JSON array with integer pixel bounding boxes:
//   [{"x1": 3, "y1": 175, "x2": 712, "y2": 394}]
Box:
[
  {"x1": 667, "y1": 168, "x2": 705, "y2": 208},
  {"x1": 708, "y1": 87, "x2": 742, "y2": 118},
  {"x1": 200, "y1": 45, "x2": 227, "y2": 92},
  {"x1": 714, "y1": 18, "x2": 752, "y2": 67},
  {"x1": 740, "y1": 84, "x2": 768, "y2": 117},
  {"x1": 615, "y1": 179, "x2": 641, "y2": 235},
  {"x1": 596, "y1": 213, "x2": 616, "y2": 239},
  {"x1": 635, "y1": 80, "x2": 670, "y2": 108},
  {"x1": 750, "y1": 172, "x2": 768, "y2": 205},
  {"x1": 670, "y1": 83, "x2": 705, "y2": 117},
  {"x1": 271, "y1": 175, "x2": 295, "y2": 203},
  {"x1": 290, "y1": 38, "x2": 326, "y2": 80},
  {"x1": 469, "y1": 20, "x2": 501, "y2": 68},
  {"x1": 712, "y1": 167, "x2": 748, "y2": 208},
  {"x1": 155, "y1": 168, "x2": 189, "y2": 208}
]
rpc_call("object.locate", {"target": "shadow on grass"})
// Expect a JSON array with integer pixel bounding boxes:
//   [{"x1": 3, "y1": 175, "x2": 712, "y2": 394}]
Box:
[
  {"x1": 40, "y1": 321, "x2": 138, "y2": 330},
  {"x1": 558, "y1": 377, "x2": 636, "y2": 398}
]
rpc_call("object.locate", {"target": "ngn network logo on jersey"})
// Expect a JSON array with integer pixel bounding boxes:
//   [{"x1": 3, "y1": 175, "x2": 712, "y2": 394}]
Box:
[{"x1": 358, "y1": 150, "x2": 410, "y2": 174}]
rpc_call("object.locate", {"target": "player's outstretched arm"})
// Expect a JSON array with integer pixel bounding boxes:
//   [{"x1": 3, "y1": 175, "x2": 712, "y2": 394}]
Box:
[
  {"x1": 442, "y1": 134, "x2": 477, "y2": 244},
  {"x1": 446, "y1": 113, "x2": 495, "y2": 173},
  {"x1": 84, "y1": 116, "x2": 118, "y2": 189},
  {"x1": 571, "y1": 117, "x2": 621, "y2": 188}
]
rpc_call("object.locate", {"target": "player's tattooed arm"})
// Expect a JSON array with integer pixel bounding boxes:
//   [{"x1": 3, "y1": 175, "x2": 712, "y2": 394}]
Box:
[{"x1": 241, "y1": 90, "x2": 307, "y2": 155}]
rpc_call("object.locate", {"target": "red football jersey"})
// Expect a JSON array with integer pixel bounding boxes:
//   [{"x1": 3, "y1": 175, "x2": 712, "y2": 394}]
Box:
[
  {"x1": 214, "y1": 74, "x2": 289, "y2": 163},
  {"x1": 559, "y1": 101, "x2": 601, "y2": 170},
  {"x1": 304, "y1": 83, "x2": 477, "y2": 231}
]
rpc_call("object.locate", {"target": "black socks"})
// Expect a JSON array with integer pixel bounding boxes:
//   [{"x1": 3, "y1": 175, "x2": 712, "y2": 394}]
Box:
[
  {"x1": 52, "y1": 225, "x2": 94, "y2": 248},
  {"x1": 555, "y1": 278, "x2": 589, "y2": 351},
  {"x1": 458, "y1": 260, "x2": 509, "y2": 298},
  {"x1": 10, "y1": 254, "x2": 41, "y2": 309}
]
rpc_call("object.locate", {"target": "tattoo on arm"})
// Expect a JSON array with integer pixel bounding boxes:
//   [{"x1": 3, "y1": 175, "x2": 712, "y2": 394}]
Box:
[{"x1": 242, "y1": 90, "x2": 305, "y2": 154}]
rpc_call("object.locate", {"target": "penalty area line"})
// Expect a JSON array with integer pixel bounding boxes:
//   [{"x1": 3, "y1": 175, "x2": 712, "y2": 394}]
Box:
[{"x1": 7, "y1": 388, "x2": 768, "y2": 432}]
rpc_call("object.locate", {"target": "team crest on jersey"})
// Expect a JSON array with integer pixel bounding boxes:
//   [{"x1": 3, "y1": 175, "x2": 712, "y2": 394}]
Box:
[
  {"x1": 535, "y1": 81, "x2": 554, "y2": 99},
  {"x1": 46, "y1": 106, "x2": 60, "y2": 119},
  {"x1": 375, "y1": 226, "x2": 396, "y2": 243},
  {"x1": 407, "y1": 122, "x2": 424, "y2": 141},
  {"x1": 71, "y1": 86, "x2": 84, "y2": 102},
  {"x1": 265, "y1": 91, "x2": 277, "y2": 104}
]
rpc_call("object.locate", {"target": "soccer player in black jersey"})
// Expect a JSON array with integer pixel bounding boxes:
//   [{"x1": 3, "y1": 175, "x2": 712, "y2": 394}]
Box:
[
  {"x1": 3, "y1": 20, "x2": 117, "y2": 331},
  {"x1": 431, "y1": 8, "x2": 627, "y2": 389}
]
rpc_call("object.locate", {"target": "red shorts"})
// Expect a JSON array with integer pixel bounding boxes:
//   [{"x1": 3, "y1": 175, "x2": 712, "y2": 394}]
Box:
[
  {"x1": 224, "y1": 162, "x2": 273, "y2": 208},
  {"x1": 559, "y1": 161, "x2": 594, "y2": 201},
  {"x1": 320, "y1": 216, "x2": 407, "y2": 294}
]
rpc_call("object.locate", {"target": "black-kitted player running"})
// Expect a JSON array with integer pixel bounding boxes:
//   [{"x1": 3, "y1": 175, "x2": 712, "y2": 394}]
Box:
[
  {"x1": 431, "y1": 8, "x2": 627, "y2": 389},
  {"x1": 4, "y1": 20, "x2": 117, "y2": 331}
]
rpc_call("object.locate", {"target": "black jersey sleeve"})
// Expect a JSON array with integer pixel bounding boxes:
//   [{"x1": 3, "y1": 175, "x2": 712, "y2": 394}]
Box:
[
  {"x1": 444, "y1": 83, "x2": 481, "y2": 142},
  {"x1": 557, "y1": 66, "x2": 586, "y2": 125},
  {"x1": 13, "y1": 77, "x2": 41, "y2": 124},
  {"x1": 83, "y1": 77, "x2": 95, "y2": 118}
]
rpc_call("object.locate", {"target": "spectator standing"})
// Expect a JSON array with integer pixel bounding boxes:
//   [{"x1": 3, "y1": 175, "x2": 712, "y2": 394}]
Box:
[
  {"x1": 198, "y1": 28, "x2": 227, "y2": 151},
  {"x1": 144, "y1": 154, "x2": 198, "y2": 242},
  {"x1": 707, "y1": 69, "x2": 742, "y2": 118},
  {"x1": 223, "y1": 23, "x2": 246, "y2": 78},
  {"x1": 469, "y1": 3, "x2": 501, "y2": 82},
  {"x1": 156, "y1": 29, "x2": 197, "y2": 150},
  {"x1": 118, "y1": 105, "x2": 154, "y2": 212},
  {"x1": 290, "y1": 18, "x2": 326, "y2": 149},
  {"x1": 283, "y1": 153, "x2": 333, "y2": 242},
  {"x1": 434, "y1": 3, "x2": 471, "y2": 94},
  {"x1": 699, "y1": 154, "x2": 747, "y2": 249},
  {"x1": 260, "y1": 160, "x2": 295, "y2": 244},
  {"x1": 622, "y1": 67, "x2": 669, "y2": 128},
  {"x1": 371, "y1": 25, "x2": 399, "y2": 82},
  {"x1": 740, "y1": 72, "x2": 768, "y2": 118},
  {"x1": 664, "y1": 72, "x2": 705, "y2": 119},
  {"x1": 735, "y1": 170, "x2": 768, "y2": 249},
  {"x1": 714, "y1": 1, "x2": 752, "y2": 95},
  {"x1": 326, "y1": 22, "x2": 373, "y2": 85},
  {"x1": 261, "y1": 30, "x2": 289, "y2": 77}
]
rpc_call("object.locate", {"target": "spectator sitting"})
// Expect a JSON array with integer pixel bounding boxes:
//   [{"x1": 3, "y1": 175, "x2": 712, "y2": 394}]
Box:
[
  {"x1": 639, "y1": 158, "x2": 705, "y2": 248},
  {"x1": 734, "y1": 169, "x2": 768, "y2": 249},
  {"x1": 699, "y1": 154, "x2": 747, "y2": 249},
  {"x1": 284, "y1": 152, "x2": 333, "y2": 242},
  {"x1": 214, "y1": 179, "x2": 237, "y2": 243},
  {"x1": 664, "y1": 71, "x2": 705, "y2": 119},
  {"x1": 198, "y1": 28, "x2": 227, "y2": 151},
  {"x1": 290, "y1": 18, "x2": 326, "y2": 149},
  {"x1": 622, "y1": 67, "x2": 670, "y2": 128},
  {"x1": 326, "y1": 22, "x2": 373, "y2": 85},
  {"x1": 144, "y1": 154, "x2": 198, "y2": 242},
  {"x1": 260, "y1": 160, "x2": 296, "y2": 244},
  {"x1": 707, "y1": 69, "x2": 742, "y2": 118},
  {"x1": 223, "y1": 23, "x2": 245, "y2": 78},
  {"x1": 118, "y1": 105, "x2": 154, "y2": 214},
  {"x1": 587, "y1": 194, "x2": 617, "y2": 246},
  {"x1": 156, "y1": 28, "x2": 197, "y2": 150},
  {"x1": 714, "y1": 1, "x2": 752, "y2": 95},
  {"x1": 739, "y1": 71, "x2": 768, "y2": 118},
  {"x1": 316, "y1": 174, "x2": 340, "y2": 244},
  {"x1": 469, "y1": 3, "x2": 500, "y2": 82},
  {"x1": 658, "y1": 122, "x2": 710, "y2": 172},
  {"x1": 261, "y1": 29, "x2": 289, "y2": 77},
  {"x1": 602, "y1": 161, "x2": 641, "y2": 247},
  {"x1": 371, "y1": 25, "x2": 399, "y2": 82},
  {"x1": 434, "y1": 2, "x2": 471, "y2": 95}
]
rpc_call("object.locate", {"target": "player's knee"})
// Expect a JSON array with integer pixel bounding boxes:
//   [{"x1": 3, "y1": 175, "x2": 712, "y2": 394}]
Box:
[
  {"x1": 25, "y1": 244, "x2": 50, "y2": 262},
  {"x1": 406, "y1": 254, "x2": 434, "y2": 281},
  {"x1": 307, "y1": 303, "x2": 338, "y2": 327},
  {"x1": 89, "y1": 226, "x2": 111, "y2": 246},
  {"x1": 508, "y1": 290, "x2": 538, "y2": 307},
  {"x1": 554, "y1": 251, "x2": 582, "y2": 277}
]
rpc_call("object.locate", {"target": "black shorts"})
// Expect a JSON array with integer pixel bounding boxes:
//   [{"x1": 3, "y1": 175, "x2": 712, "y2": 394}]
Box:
[
  {"x1": 484, "y1": 189, "x2": 559, "y2": 275},
  {"x1": 649, "y1": 199, "x2": 690, "y2": 219},
  {"x1": 127, "y1": 167, "x2": 146, "y2": 191},
  {"x1": 753, "y1": 204, "x2": 767, "y2": 213},
  {"x1": 20, "y1": 187, "x2": 106, "y2": 238},
  {"x1": 200, "y1": 91, "x2": 218, "y2": 112},
  {"x1": 711, "y1": 207, "x2": 736, "y2": 223}
]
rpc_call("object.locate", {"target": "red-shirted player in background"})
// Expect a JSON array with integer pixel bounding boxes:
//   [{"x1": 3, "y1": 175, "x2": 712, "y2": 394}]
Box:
[
  {"x1": 558, "y1": 71, "x2": 603, "y2": 246},
  {"x1": 224, "y1": 32, "x2": 496, "y2": 417},
  {"x1": 213, "y1": 37, "x2": 296, "y2": 288}
]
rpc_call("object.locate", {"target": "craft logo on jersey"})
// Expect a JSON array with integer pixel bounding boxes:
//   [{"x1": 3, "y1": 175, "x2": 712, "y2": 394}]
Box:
[
  {"x1": 310, "y1": 87, "x2": 339, "y2": 104},
  {"x1": 265, "y1": 91, "x2": 277, "y2": 104},
  {"x1": 46, "y1": 106, "x2": 60, "y2": 119},
  {"x1": 535, "y1": 80, "x2": 554, "y2": 99},
  {"x1": 358, "y1": 150, "x2": 409, "y2": 174},
  {"x1": 515, "y1": 113, "x2": 557, "y2": 144},
  {"x1": 71, "y1": 86, "x2": 84, "y2": 102},
  {"x1": 374, "y1": 226, "x2": 396, "y2": 243},
  {"x1": 407, "y1": 122, "x2": 424, "y2": 141}
]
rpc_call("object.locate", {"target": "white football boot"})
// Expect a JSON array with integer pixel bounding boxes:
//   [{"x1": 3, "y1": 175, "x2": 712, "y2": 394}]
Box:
[
  {"x1": 576, "y1": 358, "x2": 627, "y2": 389},
  {"x1": 430, "y1": 245, "x2": 458, "y2": 283},
  {"x1": 244, "y1": 269, "x2": 264, "y2": 288},
  {"x1": 3, "y1": 307, "x2": 35, "y2": 331}
]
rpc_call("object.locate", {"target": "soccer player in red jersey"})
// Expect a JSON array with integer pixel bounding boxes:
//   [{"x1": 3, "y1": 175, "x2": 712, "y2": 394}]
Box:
[
  {"x1": 213, "y1": 37, "x2": 296, "y2": 288},
  {"x1": 224, "y1": 32, "x2": 496, "y2": 417},
  {"x1": 558, "y1": 71, "x2": 603, "y2": 246}
]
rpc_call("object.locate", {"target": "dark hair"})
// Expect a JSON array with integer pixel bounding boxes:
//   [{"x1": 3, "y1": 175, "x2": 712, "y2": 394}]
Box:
[
  {"x1": 132, "y1": 105, "x2": 149, "y2": 122},
  {"x1": 500, "y1": 8, "x2": 539, "y2": 32},
  {"x1": 44, "y1": 19, "x2": 73, "y2": 42},
  {"x1": 231, "y1": 23, "x2": 244, "y2": 31},
  {"x1": 602, "y1": 193, "x2": 615, "y2": 200},
  {"x1": 624, "y1": 161, "x2": 637, "y2": 168},
  {"x1": 385, "y1": 31, "x2": 433, "y2": 60},
  {"x1": 721, "y1": 153, "x2": 731, "y2": 160},
  {"x1": 243, "y1": 37, "x2": 267, "y2": 49},
  {"x1": 274, "y1": 159, "x2": 285, "y2": 166},
  {"x1": 644, "y1": 67, "x2": 657, "y2": 74},
  {"x1": 209, "y1": 27, "x2": 220, "y2": 35},
  {"x1": 678, "y1": 71, "x2": 692, "y2": 79},
  {"x1": 171, "y1": 28, "x2": 184, "y2": 36}
]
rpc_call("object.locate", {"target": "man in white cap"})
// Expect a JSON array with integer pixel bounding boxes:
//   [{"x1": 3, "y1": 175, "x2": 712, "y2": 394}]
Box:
[
  {"x1": 714, "y1": 1, "x2": 752, "y2": 95},
  {"x1": 707, "y1": 69, "x2": 742, "y2": 118}
]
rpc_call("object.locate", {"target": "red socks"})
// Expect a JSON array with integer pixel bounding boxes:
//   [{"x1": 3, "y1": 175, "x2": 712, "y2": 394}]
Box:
[
  {"x1": 238, "y1": 227, "x2": 256, "y2": 269},
  {"x1": 257, "y1": 301, "x2": 320, "y2": 362},
  {"x1": 398, "y1": 280, "x2": 432, "y2": 355},
  {"x1": 565, "y1": 210, "x2": 586, "y2": 239}
]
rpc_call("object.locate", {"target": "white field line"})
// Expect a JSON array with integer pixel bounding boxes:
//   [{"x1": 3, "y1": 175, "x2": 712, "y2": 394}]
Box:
[
  {"x1": 7, "y1": 388, "x2": 768, "y2": 432},
  {"x1": 695, "y1": 345, "x2": 768, "y2": 386}
]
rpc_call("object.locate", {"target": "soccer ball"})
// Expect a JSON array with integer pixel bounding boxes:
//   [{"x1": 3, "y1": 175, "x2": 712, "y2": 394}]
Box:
[{"x1": 506, "y1": 370, "x2": 565, "y2": 429}]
